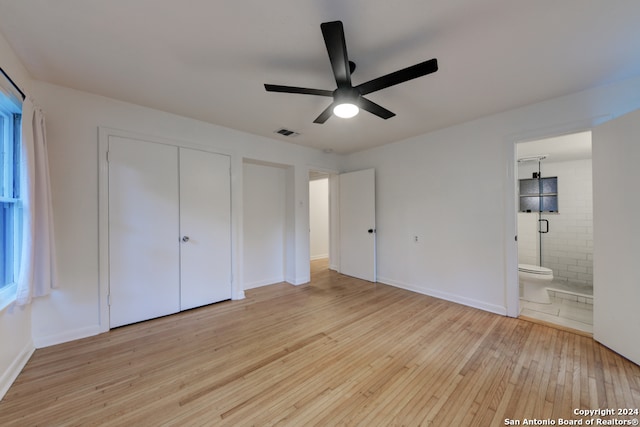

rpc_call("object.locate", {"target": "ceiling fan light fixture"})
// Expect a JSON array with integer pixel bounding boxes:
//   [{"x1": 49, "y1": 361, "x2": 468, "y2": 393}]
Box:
[
  {"x1": 264, "y1": 21, "x2": 438, "y2": 124},
  {"x1": 333, "y1": 102, "x2": 359, "y2": 118}
]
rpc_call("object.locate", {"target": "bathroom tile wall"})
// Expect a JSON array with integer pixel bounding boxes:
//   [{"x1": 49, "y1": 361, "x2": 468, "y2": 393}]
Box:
[{"x1": 518, "y1": 159, "x2": 593, "y2": 288}]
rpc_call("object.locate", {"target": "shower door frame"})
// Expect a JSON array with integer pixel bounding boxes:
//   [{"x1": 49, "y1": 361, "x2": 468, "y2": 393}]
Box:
[{"x1": 518, "y1": 163, "x2": 557, "y2": 270}]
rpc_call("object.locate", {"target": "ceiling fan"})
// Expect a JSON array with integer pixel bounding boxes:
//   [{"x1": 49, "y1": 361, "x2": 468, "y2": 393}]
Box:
[{"x1": 264, "y1": 20, "x2": 438, "y2": 123}]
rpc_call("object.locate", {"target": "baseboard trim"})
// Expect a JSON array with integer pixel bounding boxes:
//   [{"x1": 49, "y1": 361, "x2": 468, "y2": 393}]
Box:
[
  {"x1": 288, "y1": 275, "x2": 311, "y2": 286},
  {"x1": 378, "y1": 276, "x2": 507, "y2": 316},
  {"x1": 0, "y1": 340, "x2": 34, "y2": 400},
  {"x1": 33, "y1": 325, "x2": 103, "y2": 349},
  {"x1": 244, "y1": 277, "x2": 285, "y2": 290}
]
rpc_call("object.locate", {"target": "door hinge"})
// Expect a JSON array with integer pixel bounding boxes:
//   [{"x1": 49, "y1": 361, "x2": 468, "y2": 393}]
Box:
[
  {"x1": 106, "y1": 151, "x2": 110, "y2": 163},
  {"x1": 107, "y1": 294, "x2": 111, "y2": 306}
]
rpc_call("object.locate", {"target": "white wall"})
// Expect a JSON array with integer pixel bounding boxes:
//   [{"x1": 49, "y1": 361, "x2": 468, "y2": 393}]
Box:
[
  {"x1": 342, "y1": 75, "x2": 640, "y2": 317},
  {"x1": 518, "y1": 159, "x2": 593, "y2": 288},
  {"x1": 0, "y1": 33, "x2": 35, "y2": 399},
  {"x1": 28, "y1": 81, "x2": 339, "y2": 347},
  {"x1": 309, "y1": 178, "x2": 329, "y2": 260},
  {"x1": 0, "y1": 304, "x2": 32, "y2": 399},
  {"x1": 243, "y1": 162, "x2": 286, "y2": 289}
]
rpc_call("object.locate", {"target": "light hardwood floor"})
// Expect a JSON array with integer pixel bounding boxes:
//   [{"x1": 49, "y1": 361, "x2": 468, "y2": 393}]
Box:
[{"x1": 1, "y1": 259, "x2": 639, "y2": 426}]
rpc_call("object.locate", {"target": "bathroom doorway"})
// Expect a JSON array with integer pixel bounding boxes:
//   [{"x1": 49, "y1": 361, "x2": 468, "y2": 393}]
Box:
[{"x1": 516, "y1": 131, "x2": 594, "y2": 333}]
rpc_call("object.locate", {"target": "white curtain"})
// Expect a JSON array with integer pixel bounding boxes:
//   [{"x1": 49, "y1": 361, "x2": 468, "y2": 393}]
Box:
[{"x1": 15, "y1": 97, "x2": 57, "y2": 306}]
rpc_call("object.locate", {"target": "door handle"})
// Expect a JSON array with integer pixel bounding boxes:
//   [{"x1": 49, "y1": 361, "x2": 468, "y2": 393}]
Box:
[
  {"x1": 182, "y1": 236, "x2": 190, "y2": 243},
  {"x1": 538, "y1": 219, "x2": 549, "y2": 234},
  {"x1": 368, "y1": 229, "x2": 375, "y2": 234}
]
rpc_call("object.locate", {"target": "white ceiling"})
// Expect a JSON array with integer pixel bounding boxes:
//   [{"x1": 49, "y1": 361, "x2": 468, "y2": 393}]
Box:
[
  {"x1": 518, "y1": 131, "x2": 592, "y2": 163},
  {"x1": 1, "y1": 1, "x2": 640, "y2": 154}
]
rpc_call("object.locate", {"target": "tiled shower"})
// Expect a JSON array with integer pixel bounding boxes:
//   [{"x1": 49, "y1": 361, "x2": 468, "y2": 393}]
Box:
[{"x1": 517, "y1": 158, "x2": 593, "y2": 293}]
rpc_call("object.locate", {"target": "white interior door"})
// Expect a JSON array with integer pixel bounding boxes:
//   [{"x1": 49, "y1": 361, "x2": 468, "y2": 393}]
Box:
[
  {"x1": 339, "y1": 168, "x2": 376, "y2": 282},
  {"x1": 179, "y1": 148, "x2": 231, "y2": 310},
  {"x1": 592, "y1": 109, "x2": 640, "y2": 366},
  {"x1": 108, "y1": 137, "x2": 180, "y2": 328}
]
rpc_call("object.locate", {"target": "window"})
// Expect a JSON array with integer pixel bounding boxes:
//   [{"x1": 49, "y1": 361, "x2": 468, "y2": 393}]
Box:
[
  {"x1": 519, "y1": 176, "x2": 558, "y2": 213},
  {"x1": 0, "y1": 85, "x2": 22, "y2": 300}
]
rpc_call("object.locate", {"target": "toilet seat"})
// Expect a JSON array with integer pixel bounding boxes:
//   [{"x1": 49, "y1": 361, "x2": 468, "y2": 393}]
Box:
[{"x1": 518, "y1": 263, "x2": 553, "y2": 275}]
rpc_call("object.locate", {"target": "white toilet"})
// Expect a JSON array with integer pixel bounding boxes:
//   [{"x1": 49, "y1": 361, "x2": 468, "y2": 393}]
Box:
[{"x1": 518, "y1": 264, "x2": 553, "y2": 304}]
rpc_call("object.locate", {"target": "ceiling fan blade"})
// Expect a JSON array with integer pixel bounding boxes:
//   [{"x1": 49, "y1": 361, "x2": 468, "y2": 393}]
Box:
[
  {"x1": 356, "y1": 58, "x2": 438, "y2": 95},
  {"x1": 359, "y1": 97, "x2": 395, "y2": 120},
  {"x1": 321, "y1": 21, "x2": 352, "y2": 89},
  {"x1": 313, "y1": 103, "x2": 336, "y2": 124},
  {"x1": 264, "y1": 84, "x2": 333, "y2": 97}
]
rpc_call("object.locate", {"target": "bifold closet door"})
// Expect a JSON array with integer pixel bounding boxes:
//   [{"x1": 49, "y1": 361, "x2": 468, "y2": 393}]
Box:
[
  {"x1": 108, "y1": 137, "x2": 180, "y2": 328},
  {"x1": 179, "y1": 148, "x2": 232, "y2": 310}
]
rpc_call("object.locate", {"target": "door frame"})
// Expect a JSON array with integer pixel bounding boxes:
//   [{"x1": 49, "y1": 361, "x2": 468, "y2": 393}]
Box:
[
  {"x1": 505, "y1": 116, "x2": 609, "y2": 318},
  {"x1": 308, "y1": 168, "x2": 340, "y2": 272},
  {"x1": 242, "y1": 159, "x2": 291, "y2": 289},
  {"x1": 309, "y1": 166, "x2": 380, "y2": 277},
  {"x1": 98, "y1": 127, "x2": 237, "y2": 333}
]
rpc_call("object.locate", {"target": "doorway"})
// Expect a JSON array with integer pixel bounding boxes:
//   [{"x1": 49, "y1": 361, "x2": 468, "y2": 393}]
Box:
[
  {"x1": 516, "y1": 131, "x2": 593, "y2": 333},
  {"x1": 243, "y1": 160, "x2": 289, "y2": 290},
  {"x1": 309, "y1": 173, "x2": 330, "y2": 261},
  {"x1": 309, "y1": 171, "x2": 332, "y2": 274},
  {"x1": 309, "y1": 168, "x2": 377, "y2": 281}
]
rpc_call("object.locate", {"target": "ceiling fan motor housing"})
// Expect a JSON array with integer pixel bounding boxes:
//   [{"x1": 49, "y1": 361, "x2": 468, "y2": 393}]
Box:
[{"x1": 334, "y1": 87, "x2": 361, "y2": 105}]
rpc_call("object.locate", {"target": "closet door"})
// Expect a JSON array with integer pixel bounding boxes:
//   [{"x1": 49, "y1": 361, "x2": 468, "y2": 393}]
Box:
[
  {"x1": 179, "y1": 148, "x2": 232, "y2": 310},
  {"x1": 108, "y1": 137, "x2": 180, "y2": 328}
]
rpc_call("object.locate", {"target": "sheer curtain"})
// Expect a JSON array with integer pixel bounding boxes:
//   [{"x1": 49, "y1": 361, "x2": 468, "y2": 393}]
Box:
[{"x1": 15, "y1": 97, "x2": 57, "y2": 305}]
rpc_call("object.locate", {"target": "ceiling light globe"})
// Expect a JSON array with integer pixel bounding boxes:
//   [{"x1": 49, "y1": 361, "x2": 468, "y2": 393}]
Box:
[{"x1": 333, "y1": 103, "x2": 359, "y2": 119}]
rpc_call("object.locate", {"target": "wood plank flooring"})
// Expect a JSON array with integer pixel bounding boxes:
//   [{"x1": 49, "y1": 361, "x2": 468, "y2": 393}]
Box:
[{"x1": 1, "y1": 259, "x2": 639, "y2": 426}]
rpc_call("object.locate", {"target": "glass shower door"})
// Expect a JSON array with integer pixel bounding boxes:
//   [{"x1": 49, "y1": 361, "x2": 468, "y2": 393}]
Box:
[
  {"x1": 518, "y1": 174, "x2": 558, "y2": 268},
  {"x1": 538, "y1": 176, "x2": 557, "y2": 270}
]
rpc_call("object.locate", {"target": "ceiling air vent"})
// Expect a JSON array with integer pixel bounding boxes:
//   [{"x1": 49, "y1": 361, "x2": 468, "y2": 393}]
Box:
[{"x1": 275, "y1": 128, "x2": 300, "y2": 137}]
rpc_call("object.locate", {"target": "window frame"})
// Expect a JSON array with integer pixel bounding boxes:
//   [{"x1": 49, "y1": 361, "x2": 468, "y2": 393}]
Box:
[{"x1": 0, "y1": 89, "x2": 22, "y2": 310}]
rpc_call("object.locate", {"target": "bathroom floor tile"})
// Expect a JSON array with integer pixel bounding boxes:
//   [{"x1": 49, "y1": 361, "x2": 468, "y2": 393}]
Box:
[
  {"x1": 558, "y1": 301, "x2": 593, "y2": 324},
  {"x1": 523, "y1": 301, "x2": 560, "y2": 316},
  {"x1": 520, "y1": 296, "x2": 593, "y2": 334}
]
